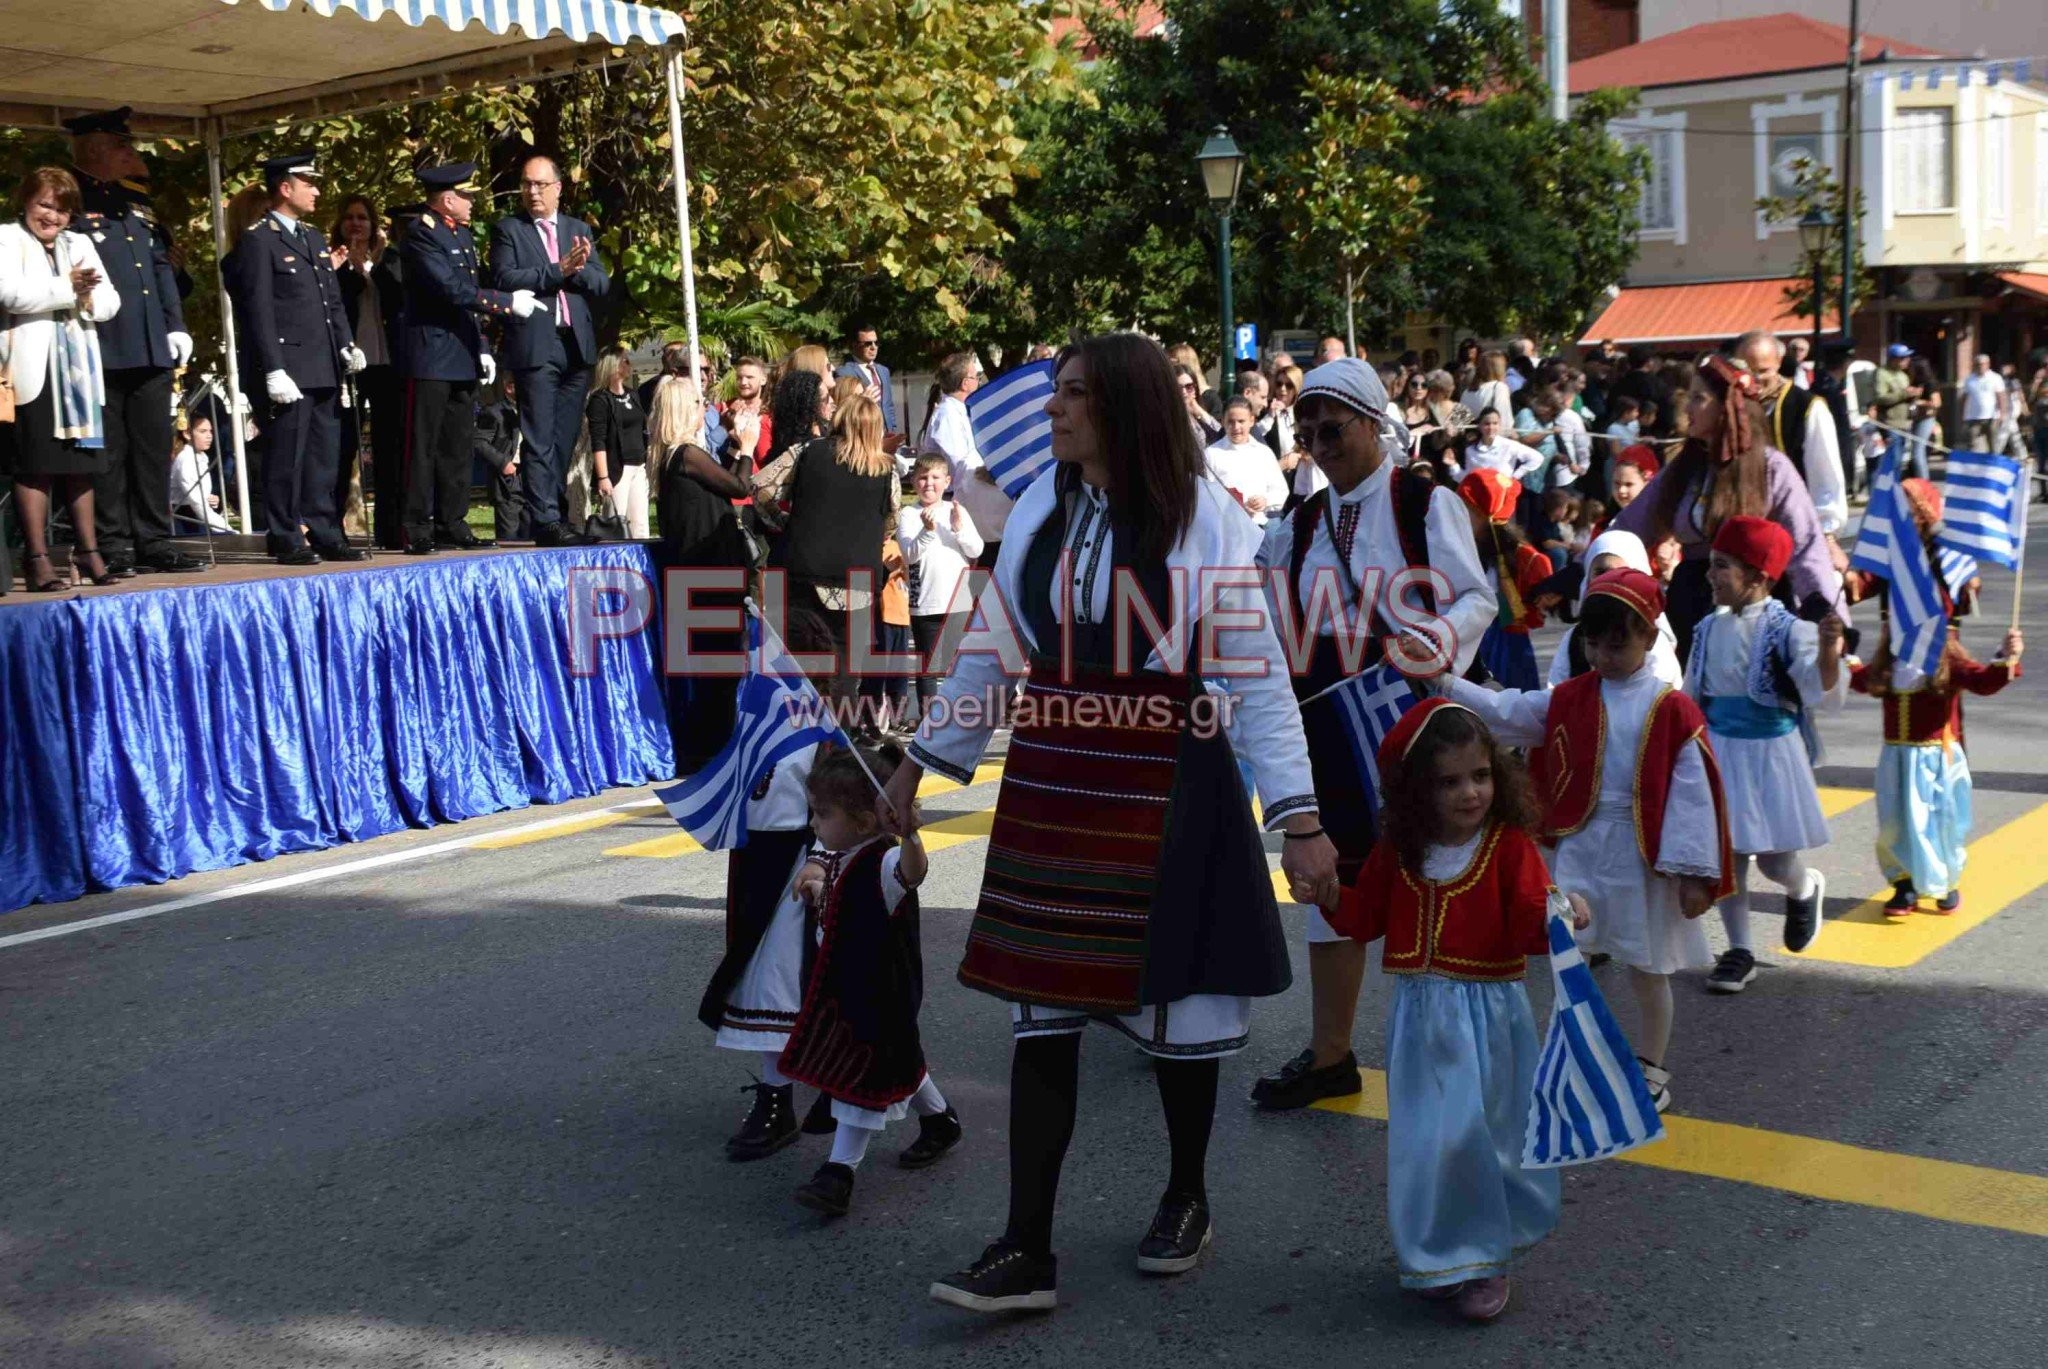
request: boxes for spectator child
[1531,487,1581,572]
[1204,395,1288,526]
[1572,497,1605,556]
[895,452,983,714]
[1603,396,1640,450]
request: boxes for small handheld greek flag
[1524,907,1666,1168]
[969,359,1056,498]
[1850,441,1949,680]
[1320,661,1416,811]
[652,610,845,850]
[1940,450,2025,571]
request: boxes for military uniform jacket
[225,213,353,393]
[71,170,185,371]
[400,211,519,383]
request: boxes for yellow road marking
[471,807,655,850]
[1315,1070,2048,1239]
[920,762,1005,796]
[1817,787,1873,819]
[1802,804,2048,968]
[607,830,704,859]
[921,809,996,853]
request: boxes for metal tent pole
[664,50,701,379]
[206,120,253,537]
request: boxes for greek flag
[1524,909,1667,1168]
[969,359,1057,498]
[1938,547,1979,602]
[1321,662,1416,812]
[652,611,844,850]
[1852,446,1949,680]
[1940,451,2025,570]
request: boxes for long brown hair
[327,193,384,257]
[1053,333,1203,563]
[1376,706,1538,875]
[1648,368,1769,542]
[831,391,892,478]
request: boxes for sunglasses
[1298,414,1366,448]
[1179,379,1197,391]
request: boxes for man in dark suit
[223,151,367,565]
[65,106,202,575]
[834,322,899,438]
[489,153,609,546]
[400,162,538,555]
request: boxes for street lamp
[1798,207,1834,361]
[1196,126,1247,399]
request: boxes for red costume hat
[1376,697,1480,774]
[1614,443,1660,479]
[1711,514,1793,582]
[1584,567,1665,628]
[1457,468,1520,523]
[1899,477,1945,529]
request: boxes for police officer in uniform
[224,151,367,565]
[399,163,538,555]
[63,106,203,575]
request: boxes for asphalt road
[4,515,2046,1368]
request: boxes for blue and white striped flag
[1940,450,2025,570]
[1524,910,1667,1168]
[1938,546,1979,602]
[969,359,1056,498]
[1320,662,1416,811]
[1852,447,1950,680]
[652,611,845,850]
[1849,436,1901,577]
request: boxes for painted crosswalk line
[1315,1069,2048,1239]
[1817,787,1874,819]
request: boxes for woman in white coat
[2,167,121,589]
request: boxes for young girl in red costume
[1321,698,1582,1322]
[1459,467,1553,691]
[1439,568,1736,1113]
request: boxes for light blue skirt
[1387,975,1560,1288]
[1875,742,1972,897]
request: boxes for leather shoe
[534,521,597,547]
[403,539,437,557]
[435,530,494,550]
[135,548,205,573]
[274,546,321,567]
[1250,1049,1361,1111]
[312,542,369,563]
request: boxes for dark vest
[1766,383,1815,483]
[1019,469,1179,675]
[1283,465,1436,697]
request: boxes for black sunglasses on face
[1298,414,1366,448]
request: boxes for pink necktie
[537,218,570,326]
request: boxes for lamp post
[1797,206,1835,362]
[1196,126,1247,399]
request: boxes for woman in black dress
[2,167,122,590]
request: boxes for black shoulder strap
[1389,466,1436,616]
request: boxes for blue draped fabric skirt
[1386,974,1559,1288]
[1477,624,1540,691]
[0,545,675,913]
[1875,742,1972,897]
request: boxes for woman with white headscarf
[1545,528,1684,687]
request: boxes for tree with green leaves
[1756,158,1871,328]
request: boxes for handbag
[749,441,801,532]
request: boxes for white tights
[1717,852,1813,951]
[1628,969,1674,1068]
[828,1075,949,1169]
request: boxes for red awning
[1580,279,1840,346]
[1996,271,2048,302]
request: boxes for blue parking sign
[1234,324,1259,361]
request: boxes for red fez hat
[1711,514,1793,582]
[1899,477,1944,528]
[1375,697,1480,774]
[1584,567,1664,628]
[1614,443,1660,479]
[1457,468,1521,524]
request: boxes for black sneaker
[802,1091,838,1135]
[1250,1049,1361,1110]
[1783,869,1824,953]
[1935,888,1962,914]
[898,1107,962,1169]
[1706,947,1757,994]
[794,1161,855,1217]
[1136,1190,1212,1274]
[930,1241,1058,1314]
[1884,880,1917,917]
[726,1082,799,1162]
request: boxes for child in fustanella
[1322,699,1581,1322]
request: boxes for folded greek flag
[969,359,1056,498]
[1524,907,1667,1168]
[1317,661,1415,811]
[653,610,844,850]
[1940,451,2025,571]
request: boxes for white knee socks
[829,1122,875,1169]
[1629,968,1674,1068]
[1718,853,1815,951]
[759,1053,791,1088]
[909,1074,948,1117]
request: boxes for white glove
[166,331,193,367]
[265,369,304,406]
[342,344,367,375]
[509,289,540,319]
[479,353,498,387]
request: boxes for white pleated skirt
[1552,814,1713,975]
[1711,729,1831,855]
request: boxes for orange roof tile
[1579,278,1841,346]
[1997,271,2048,302]
[1050,2,1166,58]
[1569,15,1945,93]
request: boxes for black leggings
[1001,1034,1220,1258]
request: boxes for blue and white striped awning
[225,0,687,48]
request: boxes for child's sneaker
[1884,880,1917,918]
[898,1107,963,1169]
[1637,1057,1672,1113]
[1935,888,1962,914]
[794,1161,855,1217]
[802,1091,838,1135]
[727,1082,798,1162]
[1457,1275,1511,1322]
[930,1241,1058,1313]
[1706,947,1757,993]
[1783,869,1825,952]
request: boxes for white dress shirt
[897,499,985,618]
[1463,437,1547,484]
[1203,437,1289,526]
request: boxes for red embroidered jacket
[1848,657,2020,746]
[1326,823,1553,981]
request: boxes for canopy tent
[0,0,699,531]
